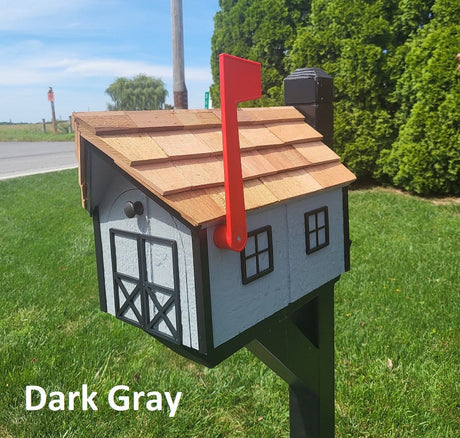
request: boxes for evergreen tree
[211,0,459,194]
[210,0,311,107]
[105,74,168,111]
[378,0,460,195]
[287,0,434,180]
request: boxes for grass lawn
[0,122,74,142]
[0,170,458,437]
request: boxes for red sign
[47,88,55,102]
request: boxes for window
[240,226,274,284]
[305,207,329,254]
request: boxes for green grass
[0,171,458,437]
[335,189,459,437]
[0,122,74,142]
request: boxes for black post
[247,68,336,437]
[284,68,333,148]
[247,281,335,438]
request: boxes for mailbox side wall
[89,151,200,350]
[207,189,345,347]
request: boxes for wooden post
[42,118,46,134]
[171,0,188,109]
[68,115,73,133]
[51,102,57,134]
[48,87,57,134]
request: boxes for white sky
[0,0,219,122]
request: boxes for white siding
[207,189,345,347]
[97,174,199,349]
[207,207,290,347]
[287,189,345,302]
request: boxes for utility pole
[171,0,188,109]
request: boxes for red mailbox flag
[213,54,262,252]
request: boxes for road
[0,142,77,180]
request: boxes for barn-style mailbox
[75,108,354,360]
[73,61,355,371]
[74,55,356,436]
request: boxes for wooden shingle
[242,179,279,211]
[173,110,222,129]
[165,188,226,225]
[267,121,323,144]
[193,128,223,154]
[239,126,285,150]
[241,150,278,179]
[101,134,168,165]
[173,157,224,190]
[152,131,213,159]
[259,146,309,172]
[293,141,340,164]
[309,162,357,189]
[127,111,182,130]
[73,107,356,227]
[261,169,323,201]
[134,161,192,195]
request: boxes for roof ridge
[74,106,307,136]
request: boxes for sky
[0,0,220,123]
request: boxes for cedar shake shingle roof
[73,107,356,227]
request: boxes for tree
[211,0,435,180]
[211,0,459,194]
[377,0,460,195]
[210,0,311,107]
[286,0,435,180]
[105,74,168,111]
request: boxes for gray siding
[207,189,345,347]
[92,158,199,349]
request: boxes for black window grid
[240,225,274,285]
[305,207,329,254]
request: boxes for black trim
[342,187,351,272]
[240,225,274,285]
[83,137,90,213]
[191,228,214,356]
[304,207,329,254]
[110,228,182,344]
[92,208,107,312]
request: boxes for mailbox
[73,56,355,367]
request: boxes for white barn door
[110,229,181,343]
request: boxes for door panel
[110,229,181,344]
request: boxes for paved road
[0,142,77,180]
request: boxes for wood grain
[74,107,356,226]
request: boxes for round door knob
[124,201,144,218]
